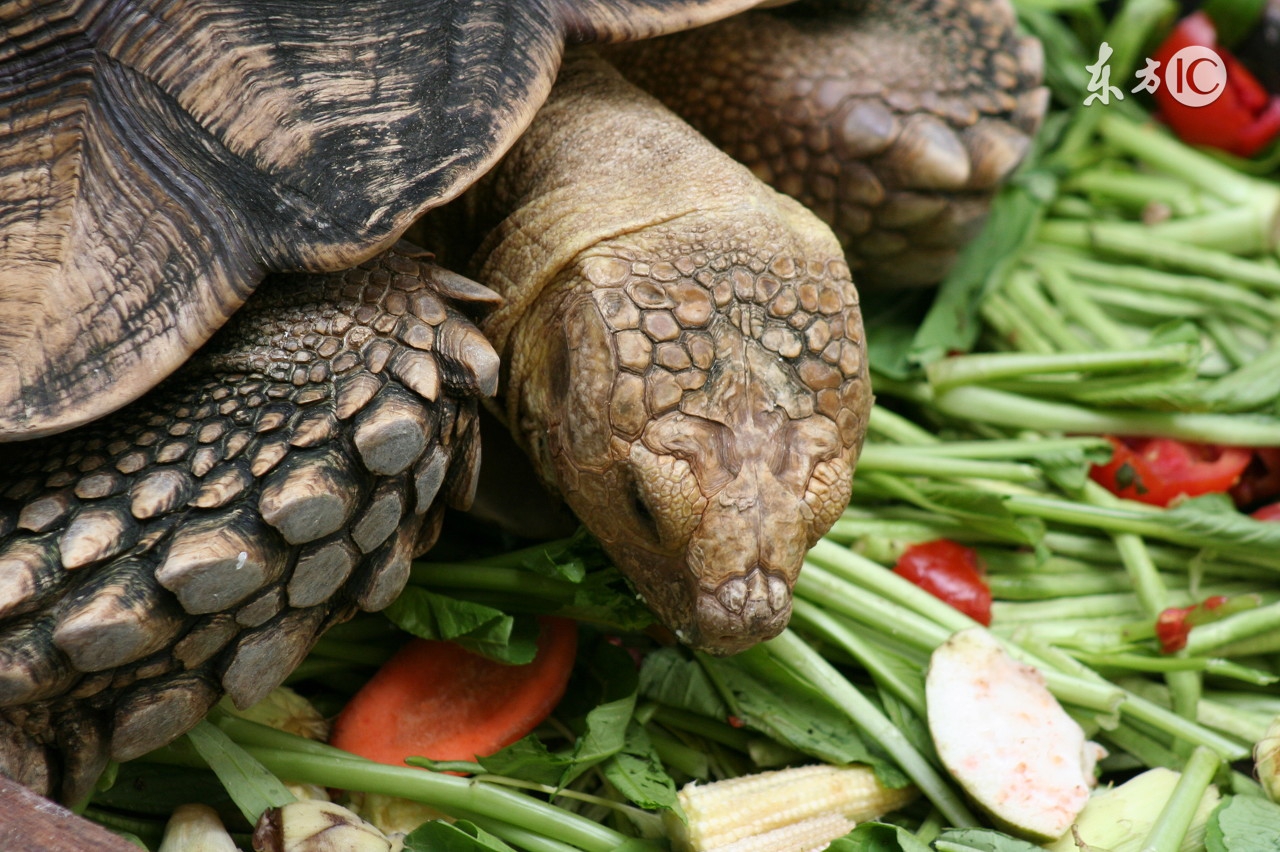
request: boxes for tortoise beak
[691,567,792,655]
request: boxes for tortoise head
[504,220,871,655]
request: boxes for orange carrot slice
[330,616,577,766]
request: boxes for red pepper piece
[1152,12,1280,157]
[1155,604,1196,653]
[1155,595,1249,653]
[1089,436,1251,507]
[893,540,993,625]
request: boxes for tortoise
[0,0,1044,802]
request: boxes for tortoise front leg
[0,245,497,802]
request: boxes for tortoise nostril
[716,576,748,614]
[767,574,789,610]
[714,569,791,617]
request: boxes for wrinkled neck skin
[472,53,871,655]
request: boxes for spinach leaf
[403,819,518,852]
[1206,795,1280,852]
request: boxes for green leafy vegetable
[403,820,519,852]
[1206,795,1280,852]
[181,720,295,825]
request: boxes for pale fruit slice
[925,627,1104,842]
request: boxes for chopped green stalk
[987,571,1135,599]
[446,815,583,852]
[1142,747,1221,852]
[925,345,1195,392]
[644,727,710,781]
[1082,483,1169,615]
[805,540,973,634]
[907,383,1280,446]
[1124,681,1276,744]
[1148,204,1280,256]
[407,563,577,601]
[856,447,1040,482]
[1195,340,1280,411]
[795,563,950,654]
[647,705,754,753]
[1116,693,1249,760]
[305,638,397,668]
[1035,260,1135,349]
[1097,0,1178,83]
[827,514,978,549]
[790,599,927,718]
[1050,194,1098,218]
[1072,281,1210,320]
[1202,316,1253,368]
[1044,532,1276,579]
[804,542,1134,715]
[1096,112,1277,208]
[867,405,943,445]
[1071,651,1276,683]
[1064,169,1203,217]
[155,743,649,852]
[1038,220,1280,291]
[1097,726,1183,772]
[870,436,1112,459]
[1003,268,1092,352]
[1183,600,1280,655]
[1038,249,1280,321]
[980,292,1058,353]
[764,630,980,828]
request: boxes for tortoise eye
[626,472,660,541]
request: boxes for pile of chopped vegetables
[82,1,1280,850]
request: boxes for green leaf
[907,172,1055,371]
[382,588,539,664]
[933,828,1046,852]
[1206,795,1280,852]
[565,567,656,632]
[1164,494,1280,550]
[383,586,507,641]
[183,719,294,825]
[91,763,240,822]
[403,819,518,852]
[861,474,1046,546]
[863,289,935,380]
[478,640,640,787]
[828,822,932,852]
[1039,445,1110,495]
[600,722,679,811]
[699,645,906,785]
[638,648,729,719]
[473,736,566,787]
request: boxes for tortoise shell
[0,0,756,440]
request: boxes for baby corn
[667,763,918,852]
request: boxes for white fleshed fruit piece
[925,627,1105,842]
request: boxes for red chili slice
[1089,436,1251,507]
[1151,12,1280,157]
[893,540,993,626]
[1155,595,1232,653]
